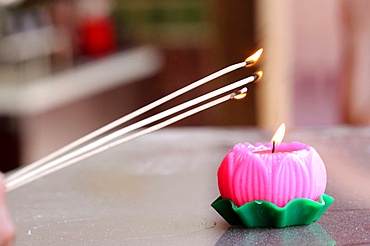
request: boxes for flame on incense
[254,71,263,83]
[233,93,247,100]
[245,48,263,67]
[271,123,286,145]
[232,87,248,100]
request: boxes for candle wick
[272,141,276,153]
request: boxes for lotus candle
[218,124,327,207]
[212,124,334,227]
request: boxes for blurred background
[0,0,369,171]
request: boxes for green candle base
[211,194,334,228]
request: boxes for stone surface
[7,126,370,245]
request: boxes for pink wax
[217,141,327,207]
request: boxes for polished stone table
[7,126,370,245]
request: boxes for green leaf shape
[211,194,334,228]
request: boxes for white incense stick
[6,60,254,184]
[6,89,247,192]
[6,72,261,191]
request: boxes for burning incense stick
[6,48,263,185]
[6,72,262,191]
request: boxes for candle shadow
[215,223,336,246]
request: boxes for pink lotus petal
[217,142,327,207]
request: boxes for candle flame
[271,123,286,145]
[244,48,263,67]
[230,87,248,100]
